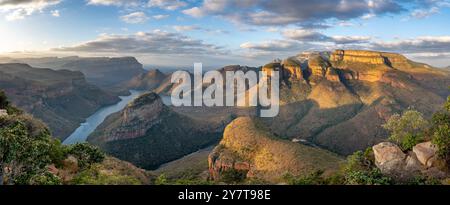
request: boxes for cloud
[148,0,187,10]
[153,14,169,20]
[52,30,227,56]
[120,12,149,24]
[0,0,61,21]
[183,0,405,26]
[86,0,141,7]
[282,28,371,44]
[50,9,59,17]
[371,36,450,53]
[173,25,199,32]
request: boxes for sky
[0,0,450,68]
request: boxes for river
[62,90,147,145]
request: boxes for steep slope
[2,56,146,92]
[0,63,119,140]
[124,69,167,91]
[209,117,343,183]
[88,92,222,169]
[260,50,450,156]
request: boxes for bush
[67,143,105,169]
[220,169,247,184]
[29,172,62,185]
[383,110,428,151]
[344,169,392,185]
[430,96,450,164]
[283,170,327,185]
[71,166,141,185]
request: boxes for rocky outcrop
[208,117,343,183]
[89,92,222,169]
[330,50,387,65]
[413,142,439,168]
[373,142,447,181]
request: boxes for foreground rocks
[373,141,447,182]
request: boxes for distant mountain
[124,69,167,91]
[0,63,119,140]
[1,56,146,93]
[88,92,223,169]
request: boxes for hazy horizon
[0,0,450,67]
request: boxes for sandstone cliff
[89,92,222,169]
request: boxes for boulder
[373,142,406,166]
[413,142,438,167]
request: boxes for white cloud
[51,9,59,17]
[148,0,187,10]
[52,30,226,56]
[0,0,61,21]
[153,14,169,20]
[86,0,141,7]
[120,12,149,24]
[173,25,199,32]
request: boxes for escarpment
[89,92,223,169]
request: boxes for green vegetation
[382,109,429,151]
[0,113,136,185]
[0,90,22,115]
[430,96,450,164]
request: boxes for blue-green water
[62,90,147,145]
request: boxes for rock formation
[208,117,343,183]
[373,142,448,182]
[89,92,223,169]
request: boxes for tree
[383,110,429,151]
[67,143,105,170]
[0,120,53,184]
[431,96,450,164]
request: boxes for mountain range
[1,49,449,183]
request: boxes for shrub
[155,174,168,185]
[220,169,247,184]
[344,169,392,185]
[283,170,327,185]
[383,110,428,151]
[67,143,105,169]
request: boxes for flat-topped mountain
[0,63,119,139]
[0,56,146,93]
[88,92,223,169]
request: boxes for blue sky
[0,0,450,68]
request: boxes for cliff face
[125,69,167,91]
[208,117,343,183]
[89,92,222,169]
[0,63,119,140]
[260,50,450,156]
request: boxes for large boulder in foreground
[413,142,438,168]
[373,141,447,181]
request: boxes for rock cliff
[89,92,222,169]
